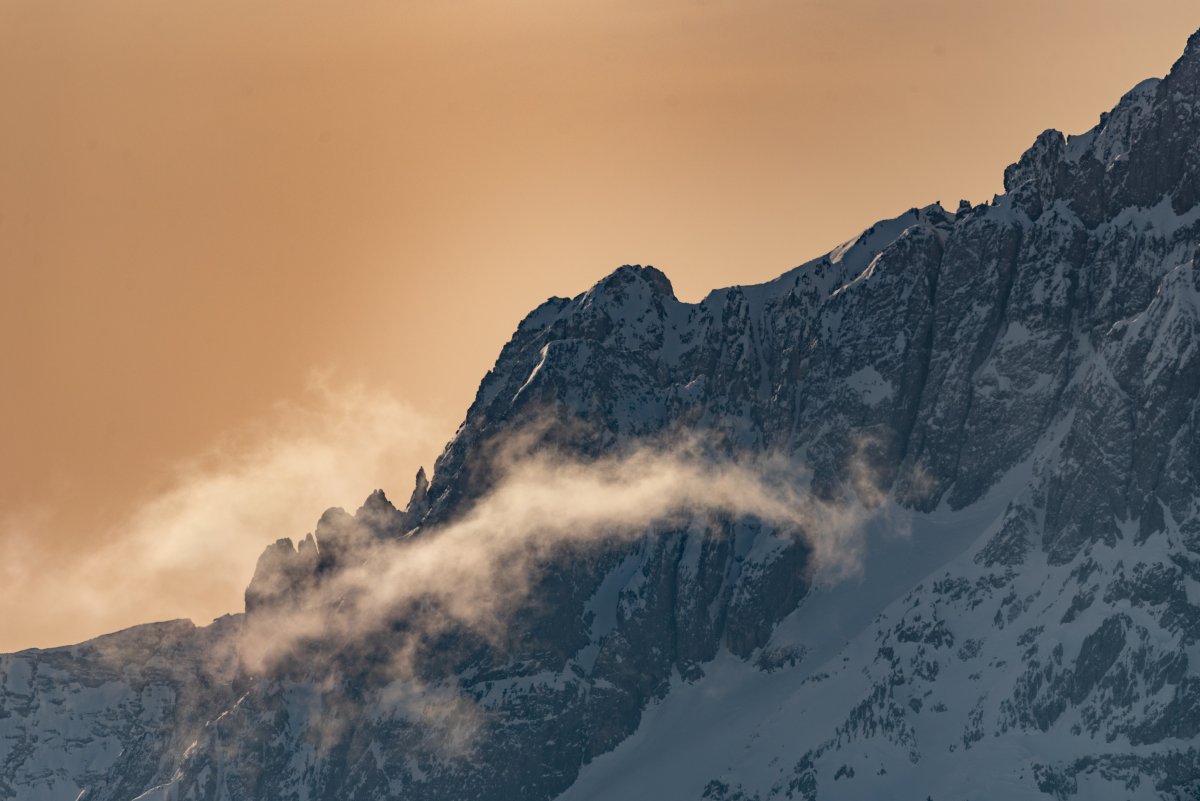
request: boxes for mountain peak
[1002,128,1065,196]
[1175,27,1200,72]
[406,466,430,520]
[357,488,395,517]
[591,264,675,299]
[999,29,1200,223]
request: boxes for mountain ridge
[5,29,1200,801]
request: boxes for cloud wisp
[0,380,438,652]
[224,431,912,759]
[3,386,910,765]
[238,434,909,675]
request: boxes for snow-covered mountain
[8,29,1200,801]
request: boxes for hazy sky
[3,0,1198,651]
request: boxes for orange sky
[2,0,1198,652]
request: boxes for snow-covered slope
[7,28,1200,801]
[0,617,240,801]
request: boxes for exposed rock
[8,27,1200,801]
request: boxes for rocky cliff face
[6,30,1200,801]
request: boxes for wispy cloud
[0,379,438,652]
[3,380,912,772]
[213,428,910,761]
[239,431,908,673]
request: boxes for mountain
[7,29,1200,801]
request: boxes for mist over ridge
[7,23,1200,801]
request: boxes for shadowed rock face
[7,30,1200,801]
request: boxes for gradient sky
[3,0,1199,651]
